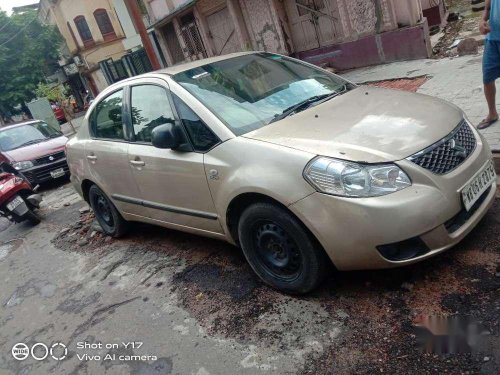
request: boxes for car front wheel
[88,185,129,238]
[238,202,329,294]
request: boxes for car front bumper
[290,131,496,271]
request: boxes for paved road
[0,182,498,374]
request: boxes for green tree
[0,9,63,124]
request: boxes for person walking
[479,0,500,129]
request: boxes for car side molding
[111,194,218,220]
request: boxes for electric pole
[125,0,161,71]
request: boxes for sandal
[477,117,498,129]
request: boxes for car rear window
[92,90,124,140]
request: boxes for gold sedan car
[67,52,496,294]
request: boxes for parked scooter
[0,162,42,225]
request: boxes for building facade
[38,0,152,101]
[145,0,433,71]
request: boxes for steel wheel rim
[253,220,302,281]
[94,193,114,228]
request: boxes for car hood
[243,87,464,163]
[3,135,68,162]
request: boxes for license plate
[461,160,496,211]
[6,196,24,211]
[50,168,65,179]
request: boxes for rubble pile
[52,209,113,252]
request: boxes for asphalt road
[0,181,498,374]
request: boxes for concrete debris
[77,238,88,247]
[79,206,90,213]
[457,38,479,56]
[335,309,349,319]
[91,220,103,233]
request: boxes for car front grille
[34,151,65,166]
[22,159,69,184]
[408,120,476,175]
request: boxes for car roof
[156,51,258,76]
[0,120,42,131]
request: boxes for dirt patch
[366,76,429,92]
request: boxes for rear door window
[130,85,175,143]
[92,90,124,140]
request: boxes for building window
[94,9,116,41]
[74,16,94,48]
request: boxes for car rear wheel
[238,202,329,294]
[88,185,129,238]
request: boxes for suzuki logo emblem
[449,139,467,159]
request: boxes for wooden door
[206,7,240,55]
[284,0,339,52]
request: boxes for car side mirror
[151,123,180,149]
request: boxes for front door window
[130,85,176,143]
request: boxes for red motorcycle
[0,162,42,224]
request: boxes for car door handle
[87,155,97,161]
[130,160,145,166]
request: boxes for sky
[0,0,38,15]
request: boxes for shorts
[483,39,500,84]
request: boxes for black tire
[88,185,129,238]
[25,209,41,225]
[238,202,329,294]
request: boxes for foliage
[0,9,63,117]
[35,82,67,103]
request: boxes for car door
[126,79,223,234]
[85,88,143,216]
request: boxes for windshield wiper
[268,94,332,124]
[268,84,350,125]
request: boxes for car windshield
[173,53,353,136]
[0,122,62,151]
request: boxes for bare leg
[484,81,498,120]
[479,81,499,129]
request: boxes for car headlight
[11,161,34,170]
[304,157,411,197]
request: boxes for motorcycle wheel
[25,209,41,225]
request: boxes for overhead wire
[0,15,37,48]
[0,18,14,33]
